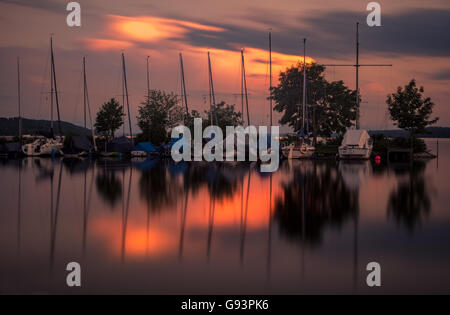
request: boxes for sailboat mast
[50,38,54,135]
[207,52,218,125]
[241,50,244,121]
[179,53,189,116]
[50,36,62,136]
[17,58,22,142]
[269,32,272,127]
[302,38,307,134]
[83,57,97,151]
[355,22,360,130]
[146,56,150,98]
[121,52,133,139]
[83,59,86,129]
[241,49,250,126]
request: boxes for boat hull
[338,146,372,160]
[281,143,315,159]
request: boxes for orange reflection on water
[90,171,280,260]
[92,216,178,259]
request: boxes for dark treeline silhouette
[274,161,359,247]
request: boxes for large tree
[94,98,124,140]
[137,90,184,145]
[203,101,243,131]
[272,63,357,144]
[387,79,438,138]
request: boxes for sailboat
[131,56,159,158]
[281,38,315,159]
[338,23,374,160]
[62,57,97,157]
[101,52,134,157]
[22,36,63,156]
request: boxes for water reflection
[387,161,431,234]
[274,161,359,246]
[96,164,123,208]
[0,146,448,293]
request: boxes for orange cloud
[109,15,224,42]
[82,38,134,51]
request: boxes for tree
[94,98,124,140]
[137,90,184,145]
[387,79,439,138]
[272,63,357,144]
[203,101,243,131]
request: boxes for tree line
[94,62,438,145]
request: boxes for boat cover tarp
[72,136,93,151]
[106,136,134,153]
[133,142,157,153]
[164,136,189,152]
[341,130,370,147]
[0,142,21,153]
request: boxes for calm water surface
[0,139,449,294]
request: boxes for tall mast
[241,49,244,121]
[121,52,133,139]
[83,58,86,129]
[17,58,22,142]
[207,51,218,125]
[269,32,272,127]
[355,22,360,130]
[322,22,392,130]
[302,38,307,134]
[50,36,62,136]
[241,49,250,126]
[50,38,54,135]
[83,57,97,151]
[146,56,150,98]
[179,52,189,117]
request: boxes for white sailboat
[281,38,315,159]
[338,23,379,160]
[338,129,373,160]
[22,36,63,156]
[23,137,63,156]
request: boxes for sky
[0,0,449,133]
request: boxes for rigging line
[84,57,97,151]
[241,49,250,126]
[50,36,62,135]
[36,45,51,133]
[72,67,83,124]
[121,53,133,138]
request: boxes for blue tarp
[161,136,189,153]
[133,142,157,153]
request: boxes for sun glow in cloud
[82,38,134,51]
[110,15,225,42]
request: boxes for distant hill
[369,127,450,138]
[0,117,91,136]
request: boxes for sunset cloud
[82,38,135,51]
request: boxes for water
[0,139,449,294]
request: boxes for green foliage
[137,90,184,146]
[94,98,124,140]
[272,63,357,141]
[387,79,439,136]
[326,135,344,146]
[372,133,427,154]
[203,101,244,131]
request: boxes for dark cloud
[161,8,450,59]
[429,69,450,80]
[0,0,64,13]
